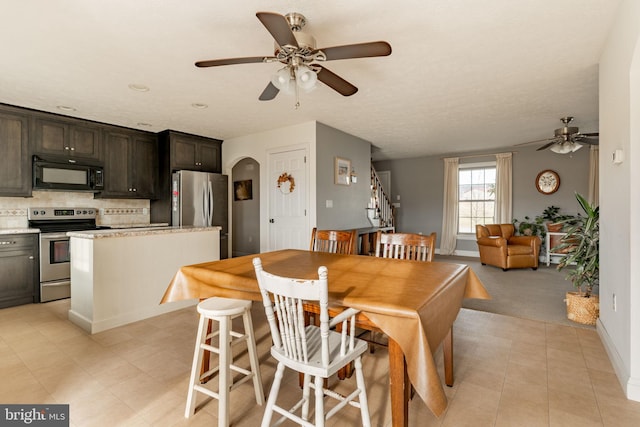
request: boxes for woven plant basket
[565,291,599,325]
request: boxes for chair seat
[271,325,369,378]
[507,245,534,256]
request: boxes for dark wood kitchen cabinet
[0,105,31,197]
[150,130,222,224]
[0,233,39,308]
[32,115,103,162]
[99,129,157,199]
[165,130,222,173]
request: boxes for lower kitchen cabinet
[0,233,39,308]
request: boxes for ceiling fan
[516,117,599,154]
[195,12,392,107]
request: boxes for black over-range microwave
[33,156,104,192]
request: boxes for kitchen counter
[99,222,169,229]
[0,228,40,235]
[68,226,220,333]
[68,225,220,239]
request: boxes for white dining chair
[252,257,371,427]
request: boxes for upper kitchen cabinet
[32,115,103,162]
[0,105,31,197]
[150,130,222,224]
[99,128,158,199]
[163,130,222,173]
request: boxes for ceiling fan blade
[514,137,557,147]
[317,41,392,61]
[537,140,561,151]
[259,82,279,101]
[581,132,599,137]
[195,56,273,68]
[256,12,298,48]
[316,66,358,96]
[577,137,599,146]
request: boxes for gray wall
[231,157,260,257]
[374,144,590,253]
[315,123,372,230]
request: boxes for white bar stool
[185,297,264,427]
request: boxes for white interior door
[268,147,308,250]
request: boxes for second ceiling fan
[195,11,392,106]
[516,117,599,154]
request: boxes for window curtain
[441,157,459,255]
[494,152,513,223]
[588,145,599,206]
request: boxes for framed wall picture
[335,157,351,186]
[233,179,253,201]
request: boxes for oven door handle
[40,233,70,240]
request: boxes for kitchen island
[68,226,220,333]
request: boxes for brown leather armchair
[476,224,541,271]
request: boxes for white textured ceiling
[0,0,620,160]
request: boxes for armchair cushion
[476,224,540,270]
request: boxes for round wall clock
[535,170,560,194]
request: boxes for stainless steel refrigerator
[172,170,228,259]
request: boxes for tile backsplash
[0,191,150,228]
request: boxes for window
[458,163,496,233]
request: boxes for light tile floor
[1,299,639,426]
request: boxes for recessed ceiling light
[128,83,150,92]
[191,103,208,109]
[56,105,76,112]
[137,122,153,127]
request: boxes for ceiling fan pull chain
[294,71,300,109]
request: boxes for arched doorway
[231,157,260,257]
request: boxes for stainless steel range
[28,207,100,302]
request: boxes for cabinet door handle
[28,256,34,260]
[0,240,17,245]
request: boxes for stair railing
[369,167,394,228]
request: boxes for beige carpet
[436,255,595,328]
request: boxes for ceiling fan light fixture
[295,64,317,91]
[271,67,294,93]
[550,142,583,154]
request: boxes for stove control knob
[32,211,38,215]
[88,210,94,215]
[40,210,45,215]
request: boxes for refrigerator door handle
[207,180,214,226]
[202,182,208,225]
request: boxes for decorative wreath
[277,172,295,194]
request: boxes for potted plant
[538,206,563,232]
[537,205,580,232]
[512,216,545,238]
[555,193,599,325]
[536,206,580,256]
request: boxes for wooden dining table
[161,249,490,426]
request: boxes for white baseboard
[597,319,640,402]
[435,248,480,258]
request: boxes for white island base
[68,226,220,334]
